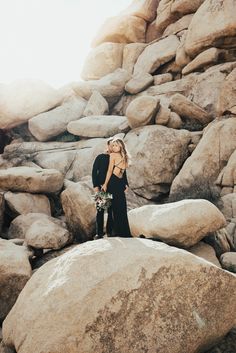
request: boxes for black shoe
[94,234,103,240]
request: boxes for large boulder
[61,181,96,242]
[125,125,191,199]
[2,238,236,353]
[70,69,131,107]
[163,13,193,37]
[81,43,124,80]
[154,0,180,39]
[175,30,191,68]
[34,150,77,178]
[0,239,31,322]
[225,220,236,250]
[25,219,71,250]
[0,167,64,194]
[8,213,67,240]
[129,199,226,247]
[169,93,213,125]
[182,48,228,75]
[154,0,205,38]
[166,112,182,129]
[154,73,173,85]
[171,0,205,14]
[146,20,160,42]
[217,149,236,193]
[189,62,236,117]
[92,15,146,47]
[4,191,51,216]
[119,0,160,22]
[170,118,236,201]
[133,35,180,75]
[67,115,129,138]
[217,68,236,115]
[155,104,171,125]
[0,79,62,129]
[188,241,221,268]
[122,43,146,75]
[126,96,159,128]
[125,73,154,94]
[218,193,236,221]
[220,252,236,273]
[185,0,236,57]
[28,97,86,142]
[83,91,109,117]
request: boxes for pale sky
[0,0,133,88]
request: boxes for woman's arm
[102,154,115,192]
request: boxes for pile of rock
[0,0,236,352]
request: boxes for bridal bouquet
[92,191,113,211]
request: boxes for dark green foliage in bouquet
[92,191,113,211]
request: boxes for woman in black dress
[102,138,131,237]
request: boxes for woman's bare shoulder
[110,153,117,159]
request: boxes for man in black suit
[92,138,113,239]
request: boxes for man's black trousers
[96,206,113,236]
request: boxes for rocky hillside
[0,0,236,352]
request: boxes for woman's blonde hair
[112,138,131,166]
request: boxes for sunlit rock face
[83,91,109,116]
[128,199,226,247]
[67,115,129,138]
[188,241,221,268]
[126,95,159,128]
[0,239,31,322]
[28,97,86,142]
[119,0,160,22]
[169,118,236,201]
[122,43,146,74]
[4,191,51,216]
[185,0,236,58]
[125,73,154,94]
[1,1,236,352]
[133,35,180,76]
[61,180,96,242]
[8,213,67,240]
[0,167,64,193]
[24,218,71,250]
[124,125,191,200]
[70,68,131,107]
[81,43,125,80]
[0,79,63,129]
[217,68,236,116]
[91,15,147,48]
[2,238,236,353]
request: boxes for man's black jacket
[92,153,129,188]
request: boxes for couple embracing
[92,138,131,239]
